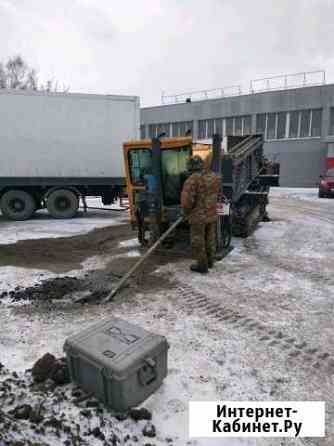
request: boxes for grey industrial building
[140,82,334,187]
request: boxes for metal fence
[161,70,326,105]
[249,70,325,94]
[161,85,242,105]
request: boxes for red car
[319,168,334,198]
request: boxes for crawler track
[172,281,334,377]
[133,197,334,380]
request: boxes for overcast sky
[0,0,333,106]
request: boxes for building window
[171,121,193,137]
[287,109,321,138]
[267,113,277,139]
[225,117,234,135]
[214,118,223,136]
[277,112,287,139]
[172,122,184,137]
[253,109,321,140]
[289,111,299,138]
[256,114,266,134]
[207,119,214,138]
[198,120,206,139]
[160,123,171,137]
[311,109,322,137]
[198,118,224,138]
[184,121,193,136]
[148,124,157,138]
[148,123,170,138]
[197,119,214,139]
[235,116,243,135]
[300,110,311,138]
[224,115,252,136]
[243,115,252,134]
[140,125,146,139]
[329,108,334,135]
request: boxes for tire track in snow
[173,281,334,377]
[270,198,334,225]
[243,237,334,286]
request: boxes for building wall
[141,84,334,187]
[264,140,326,187]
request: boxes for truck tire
[47,189,79,219]
[0,190,36,221]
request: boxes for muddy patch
[0,224,133,273]
[0,220,191,305]
[1,274,112,304]
[0,361,157,445]
[1,252,185,306]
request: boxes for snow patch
[0,197,128,245]
[119,238,140,248]
[126,250,141,257]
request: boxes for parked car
[318,168,334,198]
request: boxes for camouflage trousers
[190,222,216,267]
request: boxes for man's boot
[190,263,208,274]
[208,259,214,269]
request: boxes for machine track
[137,197,334,381]
[173,281,334,377]
[141,245,334,380]
[232,204,263,237]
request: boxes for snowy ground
[0,189,334,445]
[0,197,128,244]
[0,197,129,291]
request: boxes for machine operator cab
[123,136,218,246]
[123,137,192,226]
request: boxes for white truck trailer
[0,89,140,220]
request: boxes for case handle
[138,357,157,386]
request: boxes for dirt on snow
[0,224,133,273]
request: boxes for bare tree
[0,63,6,89]
[0,55,68,92]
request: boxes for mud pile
[0,273,114,304]
[0,224,133,273]
[0,254,180,304]
[0,277,82,302]
[0,356,158,446]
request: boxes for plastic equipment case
[64,317,169,411]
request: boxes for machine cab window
[161,146,191,205]
[128,149,152,185]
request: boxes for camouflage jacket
[181,171,221,224]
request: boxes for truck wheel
[0,190,36,221]
[47,189,79,219]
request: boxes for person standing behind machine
[181,155,220,274]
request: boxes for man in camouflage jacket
[181,155,221,273]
